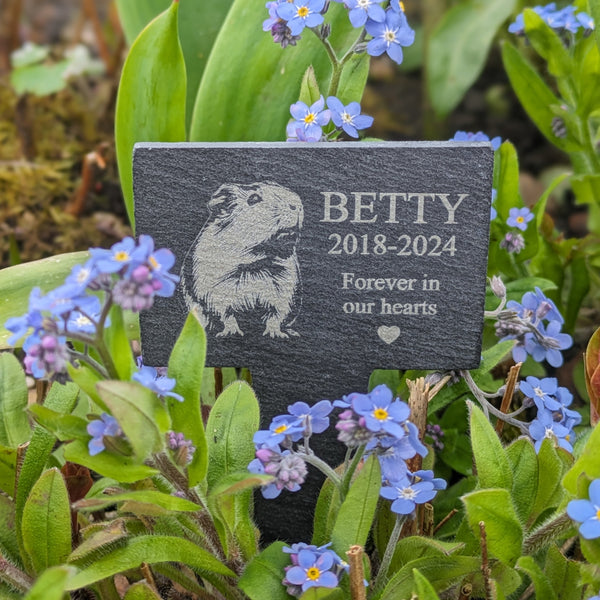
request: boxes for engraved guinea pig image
[180,181,304,338]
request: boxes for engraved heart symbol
[378,325,400,345]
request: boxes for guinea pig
[180,181,304,338]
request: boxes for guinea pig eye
[247,193,263,206]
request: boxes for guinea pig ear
[208,184,239,219]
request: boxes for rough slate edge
[133,141,493,542]
[133,141,493,369]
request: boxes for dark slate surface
[133,142,493,541]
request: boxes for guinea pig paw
[216,320,244,337]
[263,326,288,339]
[286,329,300,337]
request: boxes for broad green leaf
[0,493,19,564]
[380,555,480,599]
[463,488,523,566]
[545,544,583,600]
[15,382,78,555]
[506,438,538,524]
[312,472,341,546]
[28,405,88,442]
[516,556,557,600]
[115,1,186,227]
[67,363,105,410]
[530,440,571,524]
[167,311,208,486]
[238,542,290,600]
[22,468,71,574]
[206,381,259,560]
[0,353,30,447]
[190,2,366,142]
[63,439,157,483]
[68,520,128,563]
[65,536,234,591]
[208,471,273,499]
[123,581,162,600]
[501,41,579,152]
[412,569,441,600]
[74,490,200,512]
[0,252,88,349]
[207,381,259,488]
[299,65,322,107]
[590,0,600,53]
[104,304,135,380]
[331,455,381,555]
[563,420,600,494]
[300,589,344,600]
[523,10,572,76]
[97,381,167,461]
[23,565,75,600]
[391,536,465,573]
[116,0,234,130]
[427,0,516,117]
[494,141,520,223]
[10,61,70,96]
[468,402,512,490]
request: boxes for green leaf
[23,565,75,600]
[468,402,513,490]
[523,9,572,76]
[68,519,128,563]
[190,2,366,142]
[207,381,259,489]
[299,65,322,107]
[427,0,516,117]
[300,589,344,600]
[390,536,465,573]
[0,353,30,447]
[0,252,88,349]
[22,468,71,574]
[563,420,600,494]
[67,363,106,410]
[331,455,381,555]
[63,439,158,483]
[0,493,19,563]
[506,438,539,524]
[65,536,234,591]
[590,0,600,54]
[545,544,583,600]
[116,0,233,130]
[104,304,135,380]
[97,381,167,461]
[10,61,70,96]
[501,41,579,152]
[462,488,523,566]
[206,381,259,560]
[115,1,186,227]
[28,405,88,442]
[312,473,341,546]
[380,555,481,599]
[74,490,201,513]
[209,471,273,499]
[516,556,557,600]
[494,141,520,223]
[531,440,571,524]
[412,569,441,600]
[238,542,290,600]
[123,581,162,600]
[167,311,208,486]
[15,382,79,556]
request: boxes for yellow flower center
[114,251,129,262]
[306,567,320,581]
[399,1,405,11]
[596,508,600,520]
[517,216,525,223]
[384,29,397,43]
[297,6,309,17]
[304,112,316,124]
[149,255,159,270]
[373,408,388,421]
[274,424,288,434]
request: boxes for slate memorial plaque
[134,142,493,540]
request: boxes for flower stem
[340,445,365,501]
[299,452,342,489]
[374,514,406,590]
